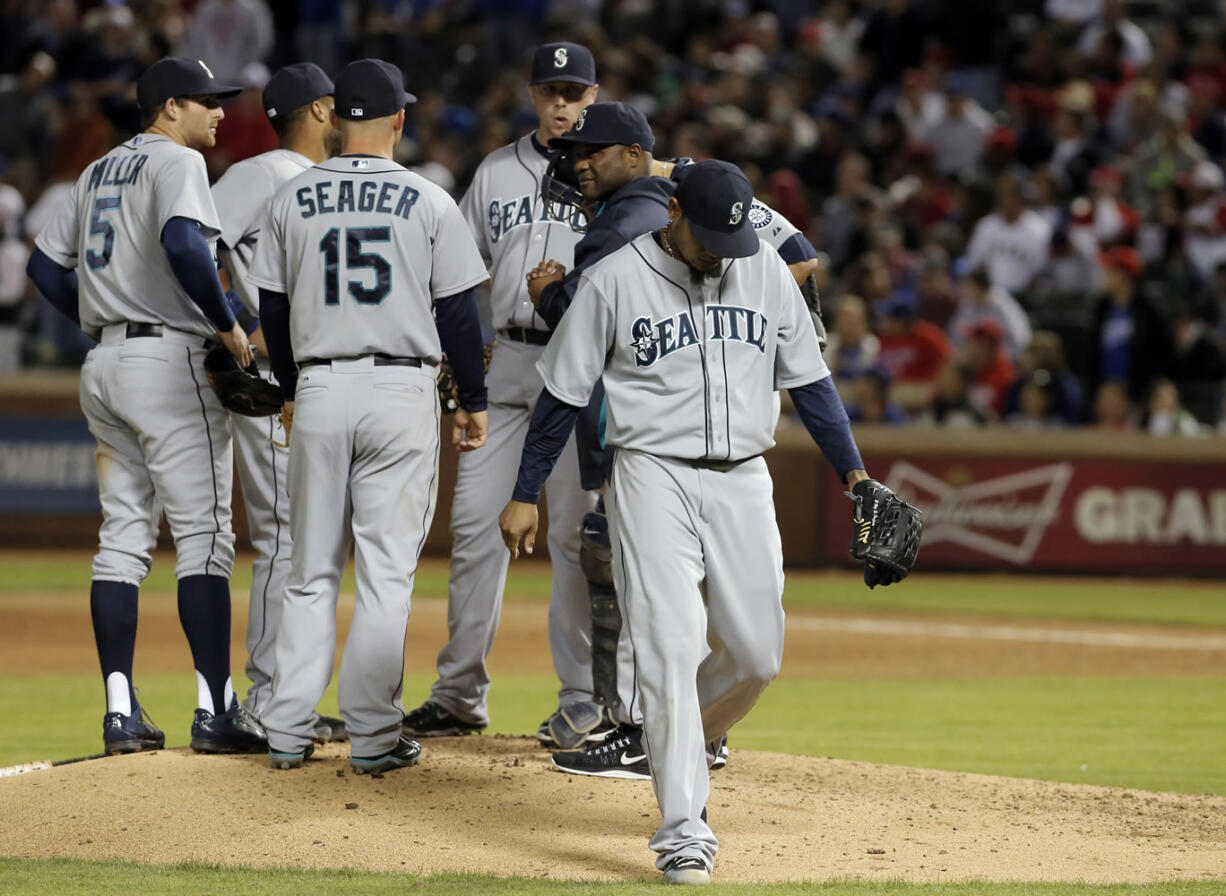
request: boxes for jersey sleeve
[772,255,829,390]
[210,161,268,250]
[749,199,801,253]
[457,174,492,266]
[32,184,81,269]
[429,199,489,299]
[536,274,613,407]
[247,201,287,293]
[154,150,221,237]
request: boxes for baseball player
[210,62,346,743]
[401,42,606,750]
[523,104,824,772]
[249,59,490,773]
[501,160,874,884]
[26,57,268,754]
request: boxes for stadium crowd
[2,0,1225,434]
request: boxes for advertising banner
[824,456,1226,575]
[0,417,99,514]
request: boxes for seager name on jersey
[295,179,420,220]
[631,304,768,368]
[86,154,149,191]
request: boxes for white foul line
[788,616,1226,652]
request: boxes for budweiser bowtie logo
[882,461,1074,564]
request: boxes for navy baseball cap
[674,160,758,258]
[530,42,596,86]
[263,63,334,120]
[548,102,654,151]
[335,59,417,121]
[136,57,243,111]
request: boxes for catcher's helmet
[542,148,597,233]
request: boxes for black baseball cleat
[351,733,422,775]
[191,702,268,754]
[402,701,485,737]
[103,704,165,756]
[550,724,650,779]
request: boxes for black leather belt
[498,327,550,346]
[300,354,424,369]
[123,321,214,348]
[686,455,758,472]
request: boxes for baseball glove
[203,346,284,417]
[847,478,923,588]
[437,341,495,415]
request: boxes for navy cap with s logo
[530,42,596,86]
[335,59,417,121]
[547,101,654,152]
[263,62,334,120]
[136,57,243,111]
[674,160,759,259]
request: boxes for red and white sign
[824,457,1226,575]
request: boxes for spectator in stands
[1047,93,1101,197]
[923,74,994,178]
[812,1,866,77]
[959,319,1016,420]
[962,172,1052,295]
[1130,104,1206,213]
[1091,379,1136,430]
[1143,378,1203,437]
[824,294,881,400]
[1005,370,1067,430]
[1076,0,1151,68]
[1182,160,1226,282]
[915,250,958,328]
[844,365,907,425]
[820,151,884,272]
[180,0,274,82]
[875,287,952,412]
[1170,302,1226,426]
[0,183,28,371]
[915,361,987,429]
[1004,330,1084,425]
[948,265,1031,362]
[1088,246,1176,404]
[1067,165,1138,255]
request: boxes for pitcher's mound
[1,736,1223,884]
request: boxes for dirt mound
[1,736,1222,884]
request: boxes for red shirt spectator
[875,291,953,384]
[961,319,1016,418]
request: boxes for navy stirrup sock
[90,580,139,713]
[177,574,233,714]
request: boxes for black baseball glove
[437,341,495,415]
[847,478,923,588]
[203,347,284,417]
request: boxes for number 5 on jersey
[87,196,121,269]
[320,226,391,305]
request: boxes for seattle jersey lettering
[86,154,150,190]
[295,179,420,220]
[488,193,585,242]
[631,304,769,367]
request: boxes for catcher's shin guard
[581,497,621,709]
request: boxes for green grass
[3,673,1223,797]
[6,551,1225,629]
[0,860,1221,896]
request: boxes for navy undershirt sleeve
[777,232,817,265]
[789,376,864,481]
[435,286,488,412]
[26,248,81,324]
[258,288,297,399]
[160,217,236,332]
[512,388,584,503]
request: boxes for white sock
[106,672,132,716]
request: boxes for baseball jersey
[249,155,487,362]
[539,233,828,461]
[211,148,314,313]
[458,133,582,330]
[34,134,223,339]
[962,209,1052,294]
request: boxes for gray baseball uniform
[249,155,487,758]
[537,231,827,872]
[34,132,237,706]
[211,148,312,718]
[429,133,594,725]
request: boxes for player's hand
[219,322,254,369]
[500,500,539,559]
[273,400,294,448]
[453,408,488,451]
[526,260,565,308]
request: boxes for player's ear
[667,196,681,223]
[393,109,406,139]
[589,83,599,102]
[162,97,179,122]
